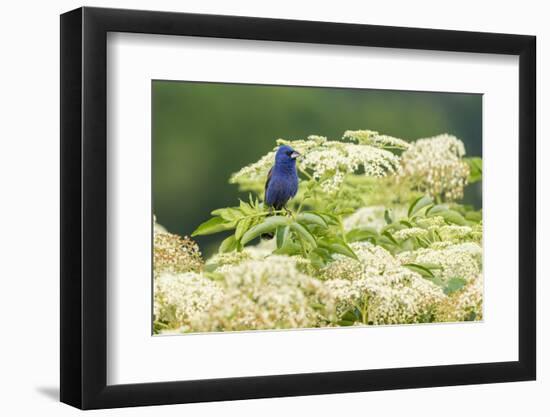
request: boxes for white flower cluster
[299,136,400,193]
[191,256,335,332]
[343,206,387,231]
[206,245,273,270]
[230,133,400,194]
[229,149,276,189]
[437,224,482,244]
[343,205,408,232]
[153,221,203,276]
[154,231,483,331]
[342,129,410,150]
[320,239,484,325]
[414,215,447,229]
[399,134,470,201]
[325,254,445,324]
[322,242,445,324]
[393,227,430,241]
[436,273,483,321]
[154,272,224,328]
[398,242,482,284]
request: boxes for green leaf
[210,207,242,222]
[408,195,434,217]
[418,262,443,270]
[316,212,340,225]
[384,209,393,225]
[318,236,358,260]
[310,302,326,311]
[426,204,448,216]
[426,276,445,287]
[426,205,467,226]
[381,222,406,234]
[296,212,328,228]
[382,231,399,246]
[331,243,359,260]
[440,210,467,226]
[403,263,446,286]
[219,235,237,253]
[400,220,414,228]
[346,227,379,243]
[308,252,326,269]
[273,239,302,255]
[275,226,289,249]
[465,157,482,183]
[403,263,435,278]
[290,222,317,248]
[465,210,482,222]
[313,247,333,262]
[322,238,358,261]
[235,217,251,241]
[239,199,256,215]
[192,217,234,236]
[340,310,359,322]
[414,236,430,248]
[241,216,290,245]
[444,277,468,295]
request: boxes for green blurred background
[153,81,482,256]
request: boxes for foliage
[154,129,483,333]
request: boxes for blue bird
[264,145,301,211]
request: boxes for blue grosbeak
[261,145,300,239]
[264,145,301,210]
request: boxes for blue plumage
[264,145,300,210]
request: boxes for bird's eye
[286,151,292,156]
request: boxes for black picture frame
[60,6,536,410]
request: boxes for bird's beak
[290,151,301,159]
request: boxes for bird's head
[275,145,301,166]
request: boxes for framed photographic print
[60,6,536,409]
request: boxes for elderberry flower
[154,272,224,328]
[397,242,482,284]
[393,227,430,241]
[399,134,470,201]
[231,132,400,195]
[153,221,203,276]
[326,267,445,325]
[322,242,446,324]
[436,273,483,321]
[342,129,410,150]
[190,255,336,332]
[343,205,408,232]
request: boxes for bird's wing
[264,167,273,202]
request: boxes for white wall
[0,0,545,415]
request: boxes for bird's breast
[266,171,298,203]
